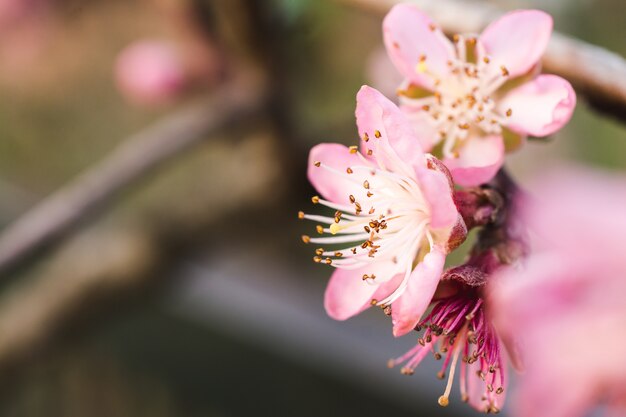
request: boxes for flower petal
[324,262,401,320]
[307,143,371,204]
[391,247,446,337]
[400,102,441,152]
[479,10,552,78]
[383,4,454,90]
[445,135,504,187]
[500,74,576,137]
[356,86,425,173]
[415,165,457,230]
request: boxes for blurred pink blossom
[383,5,576,186]
[115,40,187,106]
[301,86,466,337]
[491,167,626,417]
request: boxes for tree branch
[0,83,266,278]
[0,131,283,375]
[337,0,626,121]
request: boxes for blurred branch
[338,0,626,121]
[0,131,282,375]
[0,83,266,278]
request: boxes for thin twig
[337,0,626,121]
[0,83,266,277]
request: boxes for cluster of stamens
[387,292,505,413]
[397,31,513,159]
[300,129,435,307]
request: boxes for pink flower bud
[115,40,187,106]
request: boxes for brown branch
[0,131,283,375]
[0,82,266,278]
[337,0,626,120]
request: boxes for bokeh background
[0,0,623,416]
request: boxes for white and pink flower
[383,5,576,186]
[301,86,466,337]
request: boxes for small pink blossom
[383,5,576,186]
[389,249,510,413]
[115,40,187,106]
[491,167,626,417]
[301,86,466,337]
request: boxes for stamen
[439,339,462,407]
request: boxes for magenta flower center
[388,291,505,413]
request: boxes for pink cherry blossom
[301,86,466,337]
[491,167,626,417]
[389,248,510,413]
[383,5,576,186]
[115,40,187,106]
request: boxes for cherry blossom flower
[115,40,187,105]
[491,167,626,417]
[383,5,576,186]
[389,251,509,413]
[300,86,466,337]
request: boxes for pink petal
[356,86,425,172]
[307,143,371,204]
[390,247,446,337]
[401,102,441,152]
[479,10,552,78]
[445,135,504,187]
[512,370,591,417]
[415,165,457,230]
[324,262,402,320]
[383,4,454,90]
[500,74,576,137]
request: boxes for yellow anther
[438,396,449,407]
[349,146,358,154]
[297,211,305,219]
[329,223,342,235]
[316,225,324,234]
[416,61,428,74]
[311,195,320,204]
